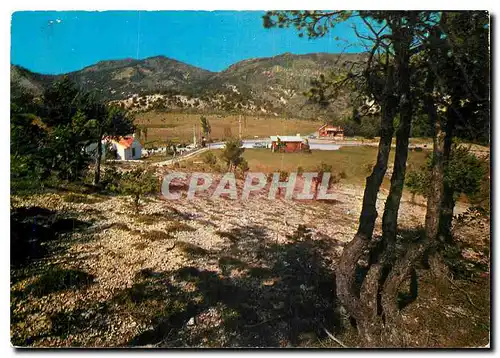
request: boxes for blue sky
[11,11,364,74]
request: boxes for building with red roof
[103,134,142,160]
[318,124,344,140]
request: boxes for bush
[237,158,249,174]
[221,138,245,172]
[315,161,339,187]
[315,161,333,174]
[405,145,488,205]
[101,165,122,192]
[202,151,218,166]
[113,167,159,213]
[105,146,118,160]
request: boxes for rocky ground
[10,180,490,348]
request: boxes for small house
[318,124,344,140]
[103,135,142,160]
[270,135,307,153]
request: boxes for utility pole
[193,124,197,147]
[239,114,242,140]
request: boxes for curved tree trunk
[93,133,103,186]
[335,86,396,345]
[337,22,425,347]
[381,29,413,255]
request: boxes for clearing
[134,112,323,145]
[11,172,490,347]
[180,146,428,187]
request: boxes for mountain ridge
[11,52,365,119]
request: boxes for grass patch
[28,267,95,297]
[49,303,109,339]
[112,280,189,326]
[247,266,274,278]
[218,256,248,275]
[216,230,239,243]
[135,213,168,225]
[63,193,108,204]
[176,241,209,257]
[143,230,174,242]
[132,242,149,251]
[167,221,196,233]
[141,153,173,163]
[239,146,428,187]
[109,223,130,231]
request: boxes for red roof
[103,136,135,148]
[319,124,344,131]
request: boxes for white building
[86,135,142,160]
[104,135,142,160]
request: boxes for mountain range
[11,52,366,119]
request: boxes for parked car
[176,146,189,154]
[253,142,267,148]
[308,135,316,139]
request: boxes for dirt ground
[10,177,490,347]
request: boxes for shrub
[405,145,488,206]
[236,158,249,177]
[63,193,102,204]
[114,167,159,213]
[202,151,218,166]
[220,138,245,172]
[316,161,333,175]
[167,221,196,233]
[278,170,290,181]
[143,230,174,241]
[314,161,339,191]
[105,146,118,160]
[101,165,122,192]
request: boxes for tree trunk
[357,105,396,239]
[134,194,140,214]
[93,133,103,186]
[381,29,413,254]
[439,187,455,241]
[377,25,424,346]
[337,23,422,346]
[336,87,396,341]
[422,65,448,277]
[380,239,429,345]
[438,111,456,242]
[423,66,445,244]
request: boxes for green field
[241,146,428,186]
[185,145,428,187]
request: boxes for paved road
[207,139,343,151]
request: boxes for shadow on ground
[10,206,93,268]
[111,224,345,347]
